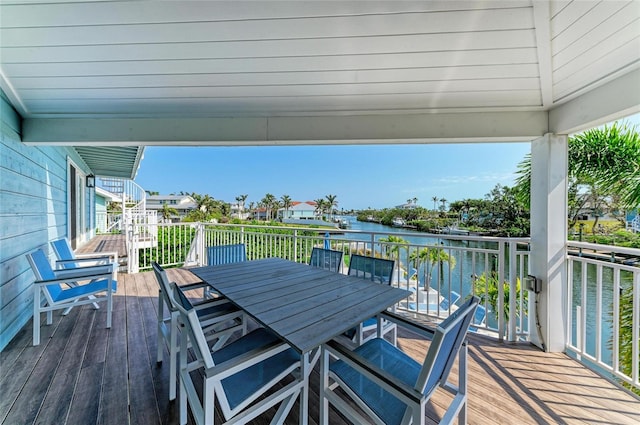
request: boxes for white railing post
[497,240,505,342]
[128,222,139,274]
[508,241,517,342]
[293,229,298,262]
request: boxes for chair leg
[179,330,189,425]
[157,294,164,364]
[33,289,41,346]
[169,314,178,400]
[319,346,330,425]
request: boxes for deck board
[1,269,638,425]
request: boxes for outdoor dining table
[190,257,410,425]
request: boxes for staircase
[96,177,158,272]
[627,215,640,233]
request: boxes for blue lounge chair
[321,296,480,425]
[341,255,397,347]
[470,304,487,332]
[309,247,343,273]
[172,282,304,425]
[407,290,461,314]
[152,262,245,401]
[26,248,116,346]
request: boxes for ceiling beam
[23,111,548,146]
[549,68,640,135]
[532,0,553,108]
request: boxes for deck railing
[566,241,640,391]
[125,221,640,392]
[128,222,530,342]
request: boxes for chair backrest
[51,238,76,268]
[309,247,343,272]
[171,282,215,369]
[26,249,63,300]
[152,262,177,312]
[415,295,479,398]
[207,244,247,266]
[348,255,395,285]
[439,290,461,310]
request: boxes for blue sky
[134,142,531,210]
[134,113,640,210]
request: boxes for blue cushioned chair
[342,255,397,347]
[407,290,461,314]
[26,248,116,346]
[470,304,487,333]
[152,262,246,401]
[207,243,247,266]
[321,295,480,425]
[172,282,304,425]
[51,237,117,271]
[309,247,343,273]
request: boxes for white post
[529,133,568,352]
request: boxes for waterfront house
[278,201,318,220]
[1,1,639,423]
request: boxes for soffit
[0,0,638,143]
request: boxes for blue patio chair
[51,237,117,271]
[172,282,304,425]
[26,248,116,346]
[206,243,247,297]
[51,237,118,313]
[321,295,480,425]
[341,255,397,347]
[309,247,343,273]
[151,262,246,401]
[439,290,461,311]
[207,243,247,266]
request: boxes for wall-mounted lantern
[86,174,95,188]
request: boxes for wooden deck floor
[1,268,638,425]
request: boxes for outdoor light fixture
[86,175,95,188]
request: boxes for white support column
[529,133,568,352]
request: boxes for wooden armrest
[325,339,424,404]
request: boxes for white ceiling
[1,0,639,147]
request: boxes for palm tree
[159,203,178,222]
[432,196,438,211]
[413,197,418,205]
[314,198,326,219]
[235,194,248,217]
[325,194,338,221]
[514,121,640,210]
[409,247,456,288]
[261,193,277,220]
[248,201,255,218]
[281,195,292,219]
[379,235,406,260]
[439,198,447,212]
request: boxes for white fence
[126,222,640,392]
[128,222,531,342]
[566,241,640,391]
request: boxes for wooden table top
[191,257,411,354]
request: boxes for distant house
[147,194,197,222]
[395,201,418,209]
[229,202,250,220]
[278,201,318,220]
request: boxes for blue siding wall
[0,96,92,350]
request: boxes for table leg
[300,351,309,425]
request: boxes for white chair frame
[321,296,479,425]
[172,283,304,425]
[27,248,116,346]
[152,262,246,401]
